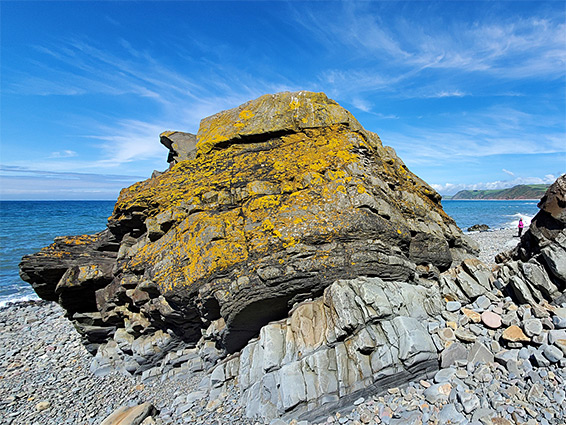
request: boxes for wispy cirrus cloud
[49,150,77,159]
[5,36,302,170]
[294,2,565,108]
[0,165,144,200]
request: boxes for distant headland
[448,184,550,200]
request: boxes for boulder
[160,131,198,165]
[20,91,477,373]
[494,175,566,305]
[467,224,490,232]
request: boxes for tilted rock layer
[495,175,566,305]
[20,91,476,373]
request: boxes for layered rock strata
[494,175,566,305]
[20,91,478,379]
[230,277,440,421]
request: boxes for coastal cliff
[451,184,550,200]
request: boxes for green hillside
[451,184,549,200]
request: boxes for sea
[0,199,541,307]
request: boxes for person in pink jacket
[518,218,524,237]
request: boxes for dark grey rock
[441,342,468,368]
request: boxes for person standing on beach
[518,218,524,237]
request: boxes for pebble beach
[2,227,565,425]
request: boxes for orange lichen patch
[63,234,99,245]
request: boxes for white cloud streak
[295,3,566,105]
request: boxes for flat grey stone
[434,368,456,383]
[542,344,564,363]
[467,341,494,365]
[523,318,543,337]
[423,383,451,404]
[440,342,467,368]
[475,295,491,310]
[548,329,566,344]
[553,316,566,329]
[458,390,480,414]
[494,349,519,365]
[438,403,467,424]
[446,301,461,312]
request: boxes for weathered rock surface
[468,224,490,232]
[20,91,477,369]
[160,131,197,166]
[234,277,441,421]
[494,175,566,305]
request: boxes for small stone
[532,333,548,345]
[440,342,468,368]
[542,344,564,363]
[359,409,372,424]
[438,327,456,342]
[423,383,452,404]
[462,308,481,323]
[434,368,456,383]
[438,403,467,424]
[502,325,530,343]
[554,389,566,404]
[553,316,566,329]
[523,319,543,337]
[354,397,365,406]
[532,304,550,318]
[541,317,554,330]
[501,311,520,327]
[458,390,480,414]
[455,328,477,342]
[446,301,461,312]
[420,380,431,388]
[36,401,50,411]
[481,310,502,329]
[531,349,551,367]
[491,340,501,353]
[468,341,494,365]
[475,295,491,310]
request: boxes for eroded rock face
[495,175,566,305]
[20,91,477,372]
[235,277,441,421]
[160,131,197,166]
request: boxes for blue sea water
[0,199,540,306]
[0,201,116,306]
[442,199,540,231]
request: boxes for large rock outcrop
[20,91,478,378]
[494,175,566,305]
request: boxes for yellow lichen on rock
[108,91,462,297]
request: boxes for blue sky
[1,1,565,200]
